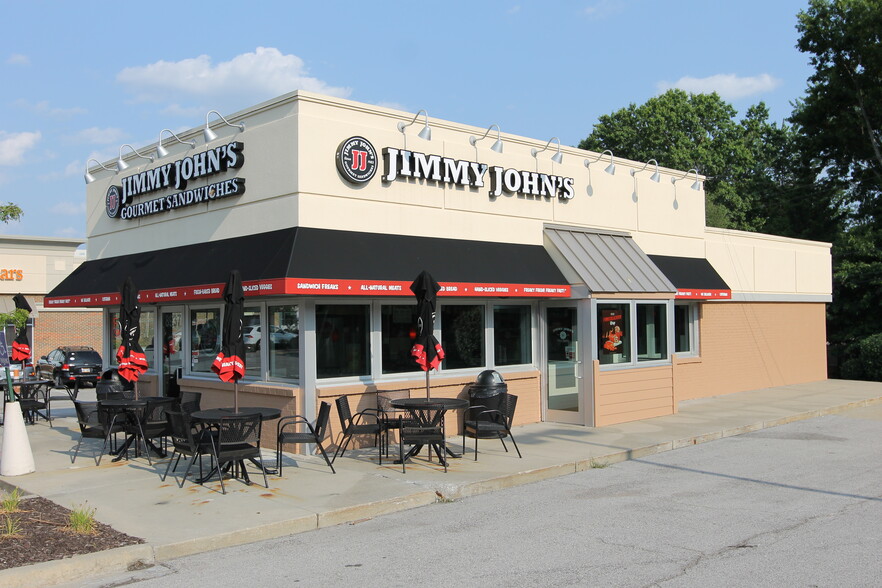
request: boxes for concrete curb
[3,394,881,585]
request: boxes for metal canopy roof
[544,226,676,294]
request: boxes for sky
[1,0,816,239]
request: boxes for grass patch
[67,503,97,535]
[0,489,22,514]
[1,516,22,538]
[589,458,611,469]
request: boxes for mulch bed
[0,496,144,570]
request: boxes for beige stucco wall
[673,302,828,402]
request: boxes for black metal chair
[141,396,176,456]
[462,392,522,461]
[162,410,214,487]
[177,391,202,415]
[276,401,335,474]
[72,400,124,465]
[207,412,268,495]
[331,395,382,464]
[398,403,447,473]
[377,390,416,457]
[17,381,51,426]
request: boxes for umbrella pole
[425,368,430,400]
[134,381,139,401]
[234,380,239,413]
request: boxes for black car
[37,346,103,388]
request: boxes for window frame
[673,301,700,358]
[593,299,674,370]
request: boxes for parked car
[244,325,261,351]
[37,346,103,388]
[242,325,297,351]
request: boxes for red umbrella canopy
[10,293,31,363]
[212,270,246,383]
[409,270,445,371]
[116,277,148,383]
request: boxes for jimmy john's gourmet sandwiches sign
[105,142,245,220]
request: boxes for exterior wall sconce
[532,137,563,164]
[397,109,432,149]
[584,149,616,175]
[469,124,503,153]
[671,168,701,190]
[631,159,660,182]
[116,144,154,173]
[84,158,114,184]
[156,129,196,159]
[204,110,245,143]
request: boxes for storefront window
[108,309,155,370]
[598,304,630,365]
[243,306,261,379]
[637,303,667,362]
[493,305,532,366]
[190,308,220,374]
[269,304,299,380]
[674,302,697,355]
[381,305,420,374]
[441,305,485,370]
[161,310,183,394]
[316,304,369,378]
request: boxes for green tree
[579,90,809,232]
[0,204,22,224]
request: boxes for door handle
[575,360,583,379]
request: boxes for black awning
[46,227,570,307]
[647,254,731,300]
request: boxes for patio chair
[177,391,202,415]
[377,390,416,457]
[276,401,335,475]
[207,412,268,495]
[72,400,125,465]
[17,381,51,426]
[162,410,214,487]
[141,396,176,456]
[398,403,447,474]
[331,395,382,464]
[462,392,522,461]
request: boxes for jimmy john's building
[47,91,831,447]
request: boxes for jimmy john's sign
[336,137,574,201]
[106,141,245,220]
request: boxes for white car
[243,325,261,351]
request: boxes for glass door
[543,303,585,424]
[160,309,183,397]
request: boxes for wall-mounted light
[631,159,660,182]
[671,168,701,190]
[156,129,196,159]
[116,144,154,173]
[204,110,245,143]
[584,149,615,175]
[531,137,563,164]
[397,109,432,149]
[469,124,503,153]
[84,158,114,184]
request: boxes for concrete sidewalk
[2,378,881,587]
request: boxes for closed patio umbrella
[212,270,246,411]
[410,270,445,399]
[10,294,32,365]
[116,277,148,397]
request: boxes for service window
[636,303,667,362]
[674,302,699,356]
[598,303,631,365]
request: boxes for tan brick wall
[673,302,827,402]
[33,296,103,360]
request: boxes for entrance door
[543,303,586,424]
[159,309,183,397]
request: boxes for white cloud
[160,103,205,118]
[73,127,127,145]
[6,54,30,66]
[657,73,782,100]
[50,201,86,215]
[0,131,41,166]
[117,47,351,105]
[15,99,86,119]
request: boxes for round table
[190,407,281,481]
[98,398,150,462]
[389,397,469,463]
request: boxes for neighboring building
[47,91,831,449]
[0,236,102,362]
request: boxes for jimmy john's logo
[336,136,377,184]
[106,185,122,218]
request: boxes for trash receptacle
[468,370,508,425]
[96,368,134,400]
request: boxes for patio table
[390,397,468,465]
[191,406,281,482]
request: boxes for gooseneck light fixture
[631,159,660,182]
[116,144,154,173]
[156,129,196,159]
[671,168,701,190]
[469,124,503,154]
[584,149,616,175]
[531,137,563,164]
[203,110,245,143]
[84,158,114,184]
[397,109,432,149]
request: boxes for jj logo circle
[105,185,122,218]
[336,136,377,184]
